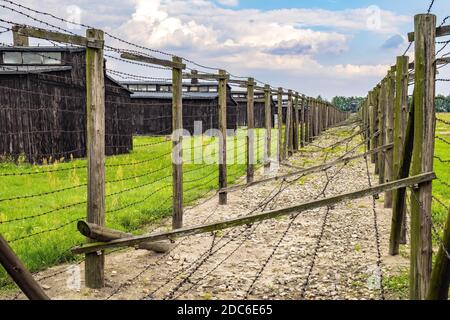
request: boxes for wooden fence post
[172,56,184,225]
[0,235,49,300]
[264,85,272,170]
[284,90,293,157]
[374,85,380,172]
[277,88,284,161]
[12,25,29,46]
[378,79,386,186]
[247,78,255,183]
[218,70,228,204]
[384,67,396,208]
[85,28,106,289]
[410,13,436,300]
[293,93,300,151]
[300,95,305,148]
[389,55,410,255]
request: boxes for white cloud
[217,0,239,7]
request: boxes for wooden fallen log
[71,172,435,255]
[77,221,173,253]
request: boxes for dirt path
[3,123,409,300]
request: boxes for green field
[0,128,278,289]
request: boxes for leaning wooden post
[0,235,49,300]
[247,78,255,183]
[410,13,436,300]
[389,55,410,255]
[218,70,228,204]
[384,67,396,208]
[284,90,293,157]
[264,85,272,170]
[85,28,106,289]
[277,88,284,161]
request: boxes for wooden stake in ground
[300,95,305,148]
[293,93,299,151]
[264,84,272,169]
[285,90,293,157]
[172,57,184,225]
[389,55,410,255]
[247,78,255,183]
[0,235,49,300]
[384,67,396,208]
[85,28,106,289]
[277,88,284,161]
[410,13,436,300]
[218,70,228,204]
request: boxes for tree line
[328,95,450,113]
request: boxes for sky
[1,0,450,99]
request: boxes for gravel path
[2,123,409,300]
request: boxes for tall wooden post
[300,95,305,148]
[384,67,396,208]
[378,79,386,185]
[284,90,293,157]
[389,55,410,255]
[172,56,184,225]
[373,85,380,171]
[247,78,255,183]
[172,57,183,221]
[85,28,106,289]
[293,93,300,151]
[218,70,228,204]
[264,85,272,169]
[277,88,284,161]
[410,13,436,300]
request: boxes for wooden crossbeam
[14,25,103,49]
[121,52,185,69]
[220,143,393,193]
[182,71,228,80]
[71,172,435,255]
[408,24,450,42]
[228,79,255,86]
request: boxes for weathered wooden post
[218,70,228,204]
[378,78,386,185]
[384,67,396,208]
[389,55,410,255]
[284,90,293,157]
[293,92,300,151]
[85,28,106,289]
[264,84,272,170]
[0,235,49,300]
[172,57,184,225]
[247,78,255,183]
[300,95,305,148]
[373,85,380,171]
[277,88,284,161]
[410,13,436,300]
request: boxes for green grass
[0,128,278,289]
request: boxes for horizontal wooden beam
[228,79,255,86]
[71,172,435,255]
[14,25,103,49]
[408,24,450,42]
[182,72,228,80]
[220,143,392,193]
[121,52,185,69]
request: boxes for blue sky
[1,0,449,98]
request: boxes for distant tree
[331,96,364,113]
